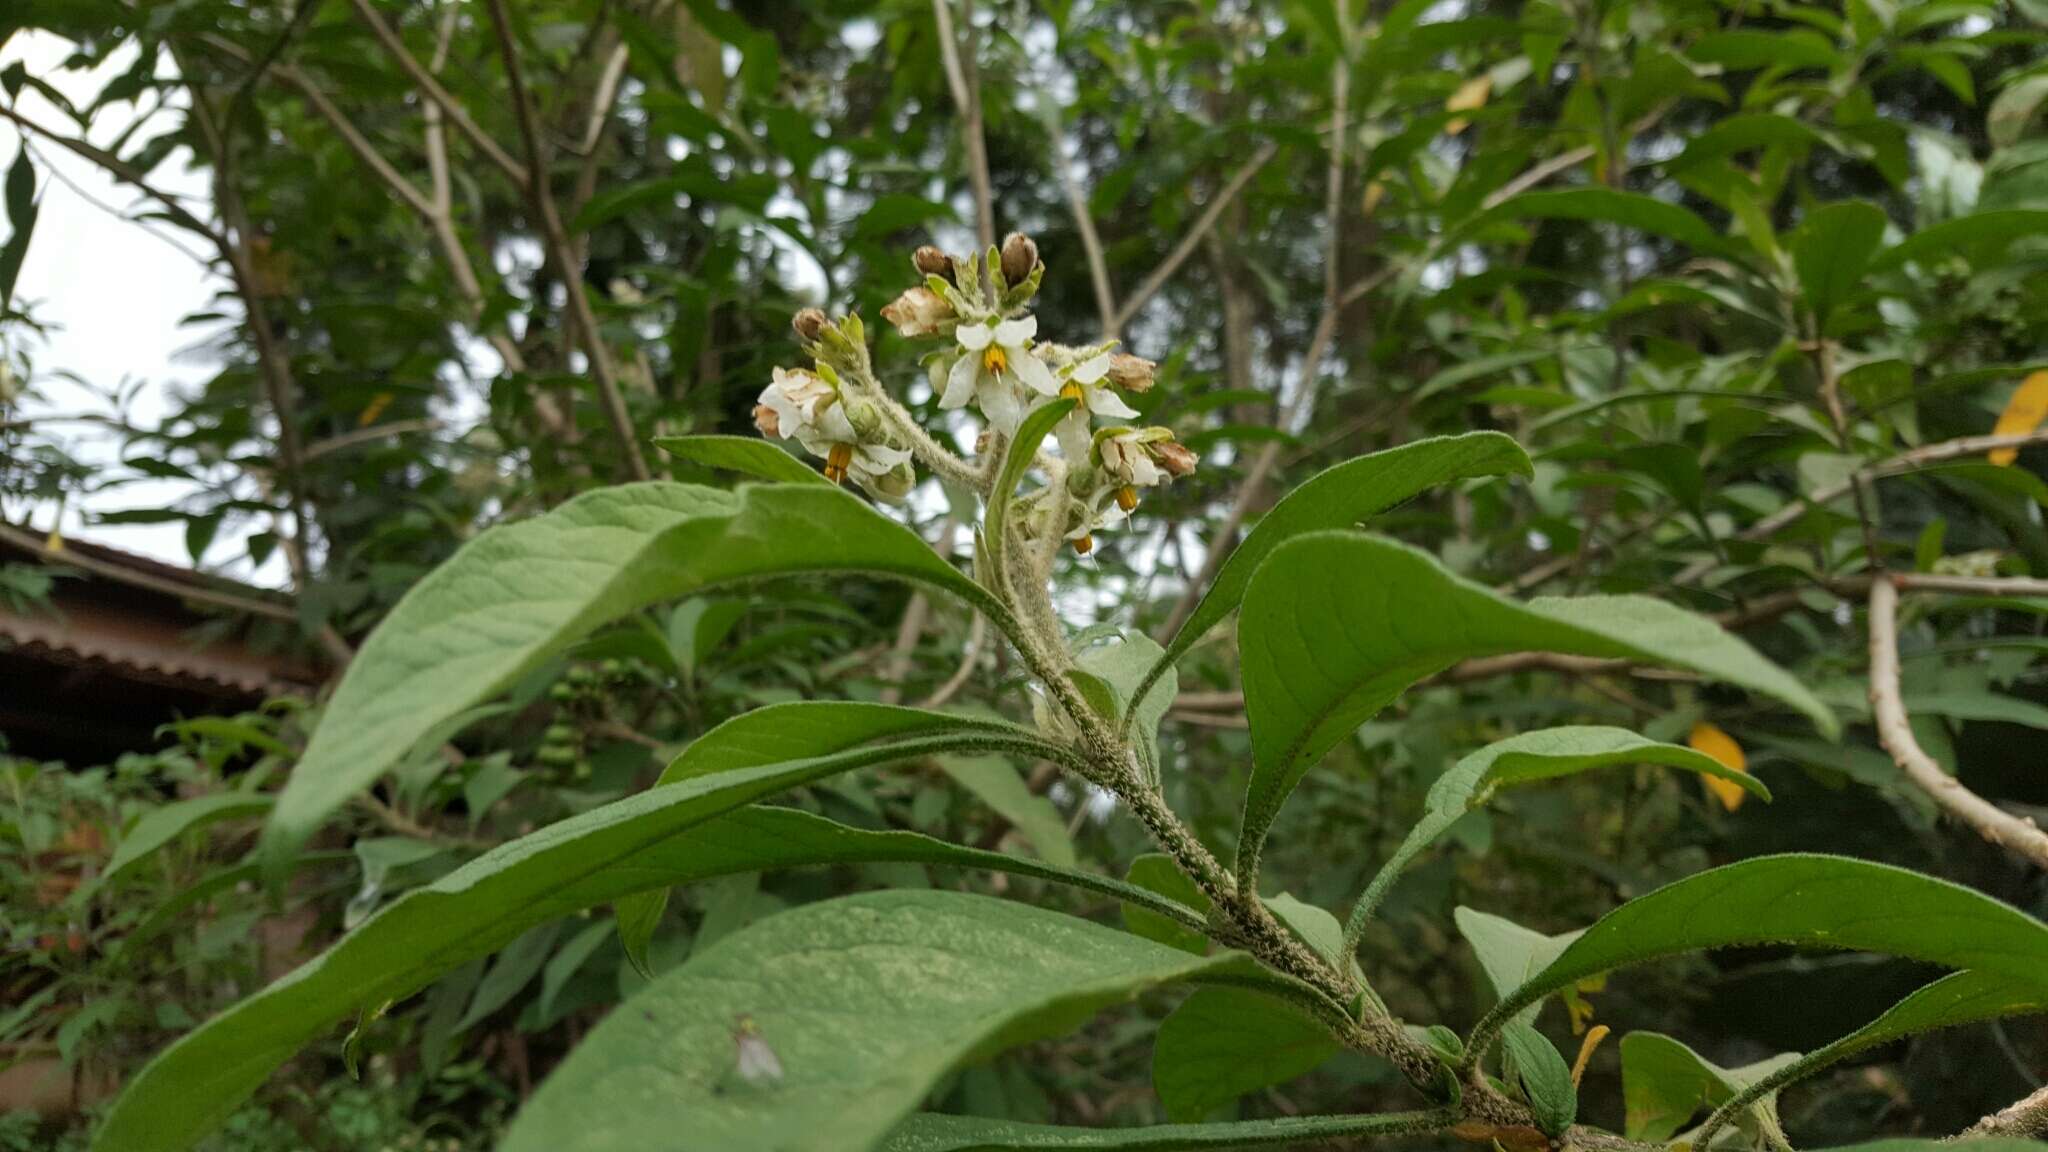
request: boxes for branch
[1108,140,1280,334]
[483,0,652,482]
[918,610,987,710]
[0,104,220,242]
[1869,576,2048,869]
[301,418,442,462]
[346,0,529,185]
[930,0,995,251]
[1049,131,1118,336]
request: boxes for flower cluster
[758,232,1197,551]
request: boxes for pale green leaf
[1620,1032,1798,1141]
[262,482,1003,876]
[938,754,1077,867]
[1236,533,1833,878]
[500,891,1258,1152]
[97,793,273,890]
[1123,854,1213,955]
[654,435,830,484]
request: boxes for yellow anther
[982,345,1008,377]
[1071,534,1094,556]
[1060,381,1085,404]
[1115,486,1138,513]
[825,443,853,484]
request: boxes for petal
[1012,351,1059,396]
[818,405,857,443]
[941,355,980,409]
[860,443,913,469]
[1088,388,1140,419]
[1072,354,1110,384]
[980,381,1024,434]
[993,315,1037,344]
[956,323,993,351]
[1055,414,1092,463]
[1130,455,1163,486]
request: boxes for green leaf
[1152,988,1341,1122]
[877,1110,1453,1152]
[1791,200,1887,324]
[1348,728,1766,934]
[1123,854,1213,955]
[1073,630,1176,787]
[620,702,1040,973]
[1868,210,2048,274]
[1688,29,1842,73]
[456,922,561,1030]
[1263,893,1352,978]
[261,482,1003,878]
[654,436,830,484]
[1499,1020,1577,1136]
[1455,907,1579,1029]
[1471,188,1732,254]
[1139,432,1531,714]
[500,891,1257,1152]
[1469,854,2048,1060]
[1620,1032,1798,1141]
[1989,74,2048,149]
[937,754,1077,867]
[95,793,274,891]
[1,144,36,315]
[1235,533,1833,879]
[1696,970,2048,1139]
[95,753,1218,1152]
[985,398,1077,590]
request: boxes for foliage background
[4,0,2048,1146]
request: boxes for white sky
[3,33,290,585]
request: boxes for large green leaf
[986,397,1077,590]
[1791,201,1888,324]
[878,1109,1455,1151]
[1468,854,2048,1060]
[1136,432,1531,718]
[500,890,1258,1152]
[262,482,1001,874]
[1468,188,1733,255]
[1868,210,2048,275]
[1152,987,1341,1121]
[95,792,273,890]
[1696,970,2048,1142]
[654,435,831,484]
[1073,630,1177,787]
[1347,727,1766,937]
[1235,533,1833,879]
[620,703,1049,969]
[93,741,1220,1152]
[1620,1032,1798,1141]
[1455,907,1579,1030]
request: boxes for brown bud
[792,307,830,344]
[1107,352,1157,392]
[880,286,953,337]
[752,403,782,438]
[912,245,952,277]
[1152,440,1198,477]
[1000,231,1039,284]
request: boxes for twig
[1109,141,1280,334]
[1869,576,2048,869]
[301,418,443,462]
[1050,130,1118,336]
[1815,337,1884,565]
[918,611,987,709]
[346,0,529,184]
[930,0,995,251]
[0,104,220,242]
[483,0,652,482]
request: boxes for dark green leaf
[1152,988,1341,1122]
[1791,201,1887,324]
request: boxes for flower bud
[880,286,954,338]
[1153,439,1198,477]
[753,403,781,438]
[913,245,952,277]
[792,307,830,344]
[1107,352,1157,392]
[1000,231,1039,285]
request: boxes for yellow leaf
[1689,721,1749,812]
[1361,181,1388,217]
[1570,1024,1611,1087]
[359,392,395,428]
[1445,75,1492,135]
[1989,370,2048,466]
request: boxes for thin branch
[347,0,529,185]
[0,104,221,242]
[1109,140,1280,334]
[930,0,995,251]
[301,418,443,462]
[483,0,652,482]
[1869,576,2048,869]
[919,611,988,710]
[1051,137,1118,336]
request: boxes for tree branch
[930,0,995,251]
[1868,576,2048,869]
[483,0,652,482]
[1966,1084,2048,1140]
[346,0,529,185]
[1109,140,1280,334]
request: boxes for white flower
[1065,427,1197,551]
[880,286,953,337]
[755,366,912,489]
[1053,351,1141,462]
[941,316,1057,435]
